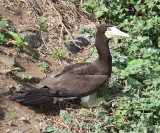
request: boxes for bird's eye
[107,27,112,31]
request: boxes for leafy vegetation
[52,50,65,57]
[38,16,47,32]
[79,0,160,132]
[0,18,8,44]
[0,18,28,48]
[7,32,28,48]
[38,63,48,73]
[21,52,29,57]
[21,74,27,80]
[41,0,159,132]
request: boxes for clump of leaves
[0,18,8,44]
[40,126,59,133]
[2,3,9,7]
[81,0,108,19]
[32,53,36,58]
[21,74,27,80]
[74,0,160,132]
[38,63,48,73]
[79,25,95,38]
[38,16,47,32]
[10,112,15,116]
[0,18,28,48]
[21,52,28,57]
[7,32,28,48]
[52,50,65,57]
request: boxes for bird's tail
[12,87,54,105]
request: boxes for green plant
[21,74,27,80]
[7,32,28,48]
[32,53,36,58]
[0,18,8,44]
[2,3,9,7]
[52,50,65,57]
[0,18,28,48]
[81,0,108,19]
[21,52,28,57]
[38,16,47,31]
[79,25,95,38]
[6,67,21,74]
[74,0,160,132]
[38,63,48,73]
[10,112,15,116]
[0,18,9,27]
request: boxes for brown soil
[0,0,97,132]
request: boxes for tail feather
[12,87,54,105]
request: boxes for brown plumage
[12,24,130,105]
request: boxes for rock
[20,32,43,48]
[6,129,11,133]
[76,37,90,47]
[9,85,16,93]
[13,130,25,133]
[0,56,16,68]
[8,24,16,32]
[64,36,90,54]
[27,76,41,83]
[19,117,30,123]
[9,85,15,90]
[7,121,13,126]
[15,84,25,92]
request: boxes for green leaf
[94,10,104,18]
[10,112,15,116]
[143,79,152,85]
[128,59,143,67]
[41,126,57,132]
[81,109,95,115]
[40,16,46,23]
[24,42,28,45]
[128,55,137,60]
[8,32,22,44]
[11,67,21,71]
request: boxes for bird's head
[98,24,130,39]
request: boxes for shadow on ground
[0,97,5,122]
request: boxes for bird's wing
[41,64,109,97]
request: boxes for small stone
[7,121,13,126]
[15,84,25,92]
[27,76,41,83]
[64,36,90,54]
[13,130,25,133]
[9,85,16,93]
[6,129,11,133]
[19,117,30,123]
[8,24,16,32]
[9,85,16,90]
[76,37,90,47]
[20,32,43,48]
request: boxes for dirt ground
[0,0,97,132]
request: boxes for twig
[105,98,122,105]
[47,1,81,49]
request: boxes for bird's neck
[94,33,112,75]
[96,35,111,61]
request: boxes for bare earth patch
[0,0,97,132]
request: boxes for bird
[12,24,130,106]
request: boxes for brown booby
[12,24,130,105]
